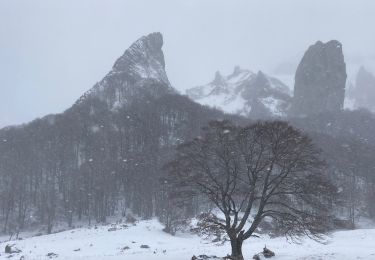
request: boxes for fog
[1,0,375,127]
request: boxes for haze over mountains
[0,33,374,237]
[2,0,375,128]
[187,40,374,119]
[1,1,375,259]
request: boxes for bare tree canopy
[165,120,337,260]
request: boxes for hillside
[0,219,375,260]
[0,32,239,235]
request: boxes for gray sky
[1,0,375,127]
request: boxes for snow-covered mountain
[186,67,292,118]
[76,32,175,109]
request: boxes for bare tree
[165,120,336,260]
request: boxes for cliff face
[76,32,175,109]
[291,40,347,117]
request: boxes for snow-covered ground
[0,219,375,260]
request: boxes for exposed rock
[76,32,175,109]
[186,66,291,118]
[5,244,11,254]
[191,255,224,260]
[5,244,22,254]
[253,254,261,260]
[291,40,347,117]
[112,32,168,83]
[210,71,229,95]
[140,244,150,249]
[253,246,275,259]
[107,227,117,232]
[347,66,375,112]
[241,71,292,118]
[46,252,58,258]
[262,246,275,258]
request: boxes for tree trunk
[230,238,244,260]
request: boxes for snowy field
[0,219,374,260]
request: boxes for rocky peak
[254,71,268,85]
[240,71,269,98]
[244,71,290,97]
[229,66,244,78]
[186,67,291,118]
[357,66,375,84]
[76,32,174,108]
[213,71,225,84]
[347,66,375,112]
[112,32,170,85]
[291,40,347,117]
[210,71,228,95]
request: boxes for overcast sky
[1,0,375,127]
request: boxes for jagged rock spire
[112,32,170,86]
[291,40,347,117]
[77,32,174,107]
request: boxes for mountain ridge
[186,67,292,118]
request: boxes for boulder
[253,246,275,259]
[46,252,58,258]
[5,244,22,254]
[191,255,223,260]
[263,246,275,258]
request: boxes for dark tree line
[310,133,375,227]
[289,109,375,227]
[0,90,374,242]
[0,94,228,234]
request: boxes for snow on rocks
[75,32,175,109]
[4,243,22,254]
[186,67,292,118]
